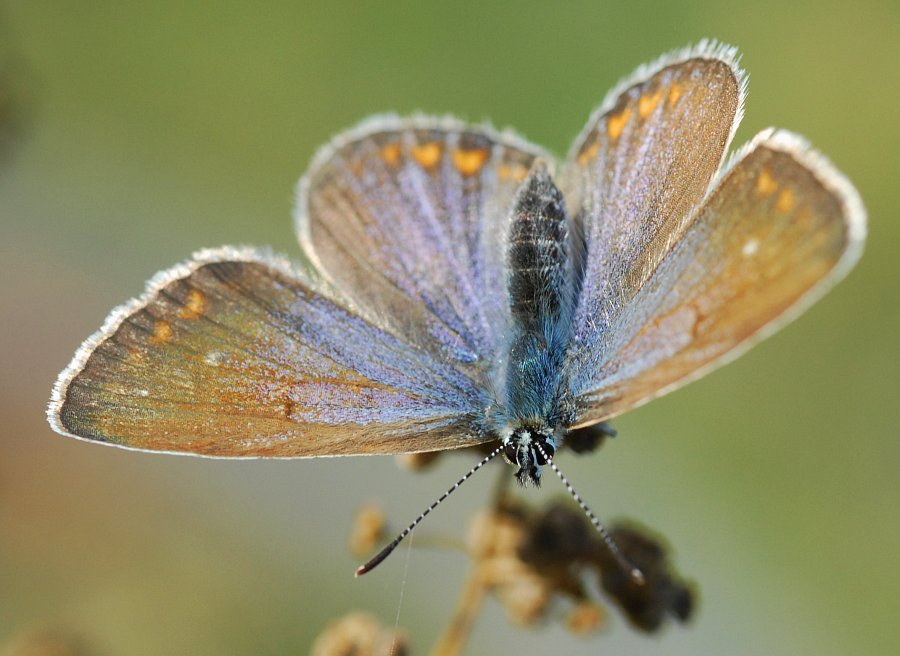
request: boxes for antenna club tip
[631,568,646,586]
[354,565,368,578]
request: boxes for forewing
[295,115,549,379]
[569,130,866,426]
[564,41,745,371]
[49,248,489,456]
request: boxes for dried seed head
[349,502,387,557]
[566,601,607,635]
[311,612,409,656]
[394,451,442,471]
[597,524,697,632]
[467,507,526,560]
[499,574,553,626]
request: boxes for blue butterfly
[48,41,865,577]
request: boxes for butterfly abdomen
[504,163,576,425]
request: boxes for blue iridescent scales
[49,41,865,473]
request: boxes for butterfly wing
[295,116,549,389]
[49,248,490,456]
[563,42,746,378]
[568,130,866,426]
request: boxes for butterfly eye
[503,441,519,465]
[535,439,555,465]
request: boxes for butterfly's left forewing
[49,248,489,456]
[568,131,866,427]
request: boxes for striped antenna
[355,445,504,577]
[535,442,646,585]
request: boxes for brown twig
[429,560,488,656]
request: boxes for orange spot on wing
[668,83,683,106]
[577,140,600,167]
[411,142,442,169]
[179,289,207,320]
[756,169,778,197]
[151,320,173,344]
[775,188,795,213]
[607,107,632,141]
[380,143,401,166]
[638,90,663,118]
[452,147,489,176]
[499,162,529,182]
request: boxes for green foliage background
[2,1,898,654]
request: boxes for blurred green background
[2,1,898,654]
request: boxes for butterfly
[48,41,865,576]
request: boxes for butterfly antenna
[535,442,646,586]
[355,445,504,577]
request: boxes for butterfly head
[502,424,557,486]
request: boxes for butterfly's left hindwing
[49,249,490,456]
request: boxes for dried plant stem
[429,561,488,656]
[430,466,512,655]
